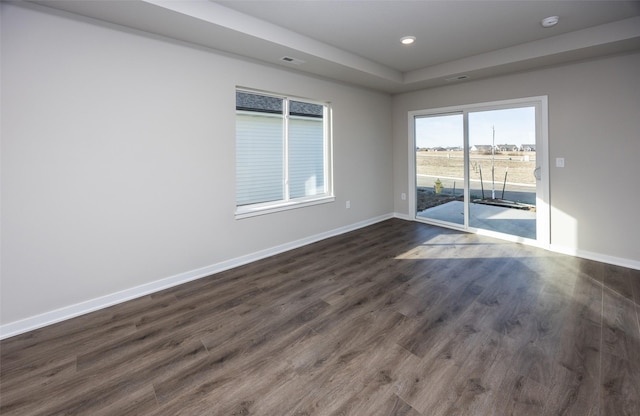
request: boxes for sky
[415,106,536,148]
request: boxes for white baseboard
[549,244,640,271]
[393,212,411,221]
[0,213,394,340]
[397,212,639,270]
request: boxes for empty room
[1,1,640,415]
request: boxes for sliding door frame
[408,96,549,248]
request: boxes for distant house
[470,145,494,153]
[497,144,519,152]
[521,144,536,151]
[431,147,447,152]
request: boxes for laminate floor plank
[154,301,334,411]
[432,300,513,367]
[397,272,494,359]
[0,318,139,378]
[329,361,405,416]
[600,270,640,416]
[495,370,548,416]
[440,330,518,416]
[2,219,639,415]
[539,270,603,416]
[369,393,422,416]
[601,287,638,362]
[279,326,401,415]
[392,350,461,414]
[600,351,640,416]
[603,263,637,302]
[0,293,161,358]
[630,269,640,337]
[475,260,543,345]
[0,354,77,396]
[510,280,574,387]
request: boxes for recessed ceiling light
[541,16,559,28]
[400,36,416,45]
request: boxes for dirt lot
[417,188,463,211]
[417,150,536,185]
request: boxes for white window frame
[408,96,549,247]
[235,89,334,219]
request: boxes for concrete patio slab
[417,200,536,239]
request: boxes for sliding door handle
[533,166,541,181]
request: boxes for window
[235,90,333,218]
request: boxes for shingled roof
[236,91,323,118]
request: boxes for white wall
[392,52,640,265]
[0,3,393,329]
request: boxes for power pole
[491,125,495,199]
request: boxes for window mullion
[323,106,330,194]
[283,98,290,201]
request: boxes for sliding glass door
[468,107,537,239]
[415,113,465,226]
[410,97,548,245]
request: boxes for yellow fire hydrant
[434,178,443,194]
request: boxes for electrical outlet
[556,157,565,168]
[346,200,351,209]
[401,193,406,201]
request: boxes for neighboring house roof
[236,91,282,113]
[236,91,323,118]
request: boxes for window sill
[235,195,335,219]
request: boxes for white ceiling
[29,0,640,93]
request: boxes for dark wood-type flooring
[2,219,640,415]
